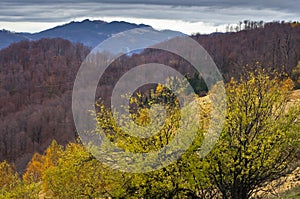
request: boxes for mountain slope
[0,20,152,49]
[0,22,300,172]
[0,39,90,171]
[0,30,29,49]
[31,19,151,47]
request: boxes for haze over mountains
[0,19,182,50]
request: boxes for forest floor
[260,167,300,198]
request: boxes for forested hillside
[0,68,299,199]
[0,22,300,173]
[0,39,90,170]
[193,22,300,80]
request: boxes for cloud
[2,0,300,12]
[0,2,298,23]
[0,1,299,34]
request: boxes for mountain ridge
[0,19,177,49]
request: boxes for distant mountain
[31,19,151,48]
[0,19,182,50]
[0,30,29,49]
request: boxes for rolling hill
[0,21,300,172]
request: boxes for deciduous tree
[206,68,300,199]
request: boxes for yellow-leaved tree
[0,161,19,191]
[23,140,63,184]
[205,68,300,199]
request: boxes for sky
[0,0,299,35]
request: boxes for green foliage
[205,68,300,199]
[43,143,104,198]
[0,182,41,199]
[0,161,19,191]
[89,78,218,198]
[1,67,299,199]
[186,73,208,96]
[23,140,63,184]
[21,141,128,198]
[0,161,40,199]
[292,60,300,89]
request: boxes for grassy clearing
[273,186,300,199]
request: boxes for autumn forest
[0,21,300,198]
